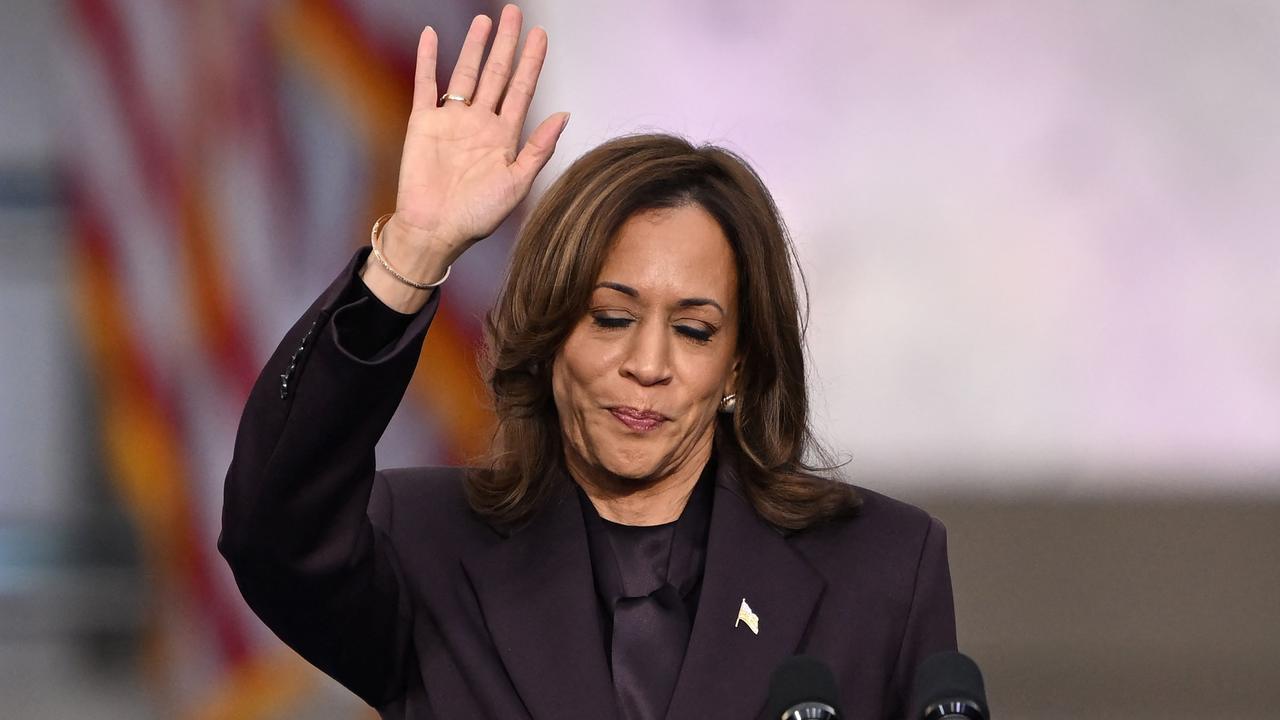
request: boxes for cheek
[550,357,585,455]
[551,333,606,416]
[682,345,737,401]
[550,355,579,424]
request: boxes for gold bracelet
[369,213,452,290]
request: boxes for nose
[618,318,673,386]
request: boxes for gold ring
[438,93,471,106]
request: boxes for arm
[218,3,568,706]
[217,249,437,705]
[886,516,958,719]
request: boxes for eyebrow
[595,281,725,315]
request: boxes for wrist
[373,212,455,283]
[384,213,467,267]
[361,252,440,314]
[360,214,455,313]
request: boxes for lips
[609,406,668,432]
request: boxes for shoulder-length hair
[467,133,860,531]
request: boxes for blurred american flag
[60,1,503,716]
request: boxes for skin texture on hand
[365,3,569,314]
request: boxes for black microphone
[911,651,989,720]
[764,655,842,720]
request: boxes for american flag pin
[735,597,759,635]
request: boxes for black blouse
[577,459,714,647]
[577,459,714,718]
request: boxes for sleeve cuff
[331,269,428,361]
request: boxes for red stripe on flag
[60,0,255,665]
[69,0,263,393]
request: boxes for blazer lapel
[665,453,826,719]
[462,480,618,720]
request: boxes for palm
[392,5,568,256]
[396,112,523,242]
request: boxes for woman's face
[552,203,739,486]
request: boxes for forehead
[597,205,738,303]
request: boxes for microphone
[911,651,989,720]
[764,655,842,720]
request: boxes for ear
[724,356,743,397]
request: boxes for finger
[499,26,548,133]
[472,4,522,112]
[445,14,493,104]
[410,26,438,113]
[512,112,569,189]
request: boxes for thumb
[512,112,569,188]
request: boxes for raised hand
[366,4,569,311]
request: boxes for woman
[219,5,955,719]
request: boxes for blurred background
[2,0,1277,717]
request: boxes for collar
[577,454,716,605]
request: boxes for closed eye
[591,314,633,330]
[592,313,718,344]
[676,324,715,343]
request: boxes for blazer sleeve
[886,516,958,719]
[217,246,438,707]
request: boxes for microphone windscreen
[910,651,988,718]
[764,655,841,719]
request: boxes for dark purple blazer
[218,248,956,719]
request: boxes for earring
[719,393,737,414]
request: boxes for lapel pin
[735,597,760,635]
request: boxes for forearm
[218,247,437,568]
[217,247,438,704]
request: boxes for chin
[596,443,670,482]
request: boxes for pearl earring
[719,393,737,414]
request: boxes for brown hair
[468,133,860,531]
